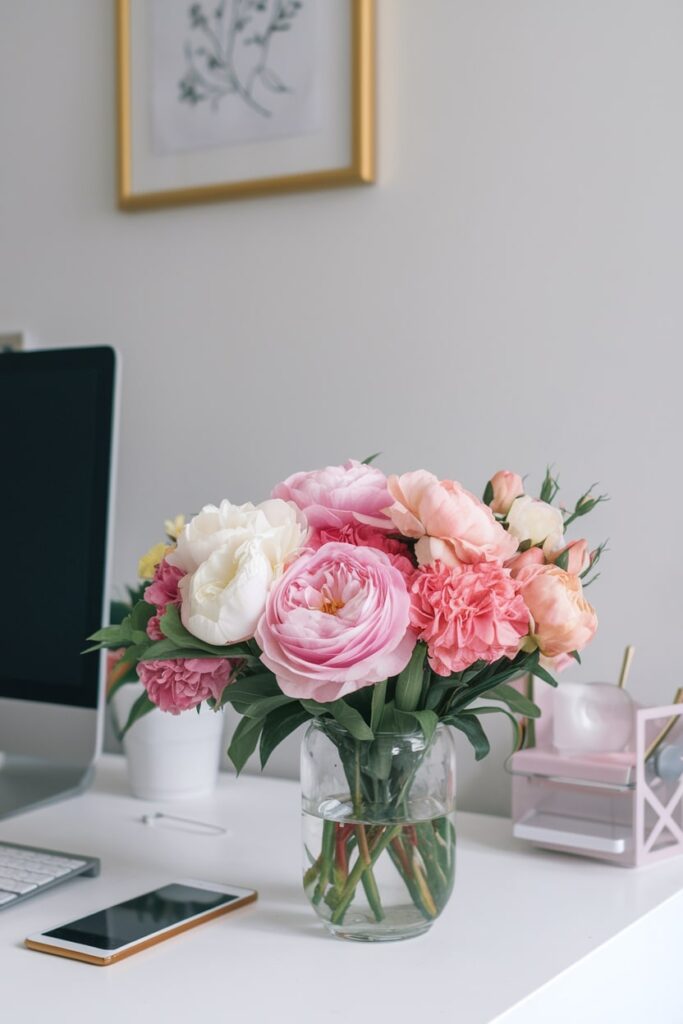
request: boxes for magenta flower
[409,562,530,676]
[272,459,394,531]
[255,542,415,702]
[137,657,236,714]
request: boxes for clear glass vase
[301,720,457,942]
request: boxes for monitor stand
[0,755,93,820]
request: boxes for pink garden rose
[255,542,415,702]
[137,657,237,714]
[387,471,518,568]
[272,459,393,531]
[516,564,597,658]
[308,522,414,578]
[144,557,184,639]
[489,470,524,516]
[409,562,530,676]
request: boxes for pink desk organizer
[509,701,683,866]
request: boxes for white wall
[2,0,682,815]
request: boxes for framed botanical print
[116,0,375,210]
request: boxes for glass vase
[301,720,457,942]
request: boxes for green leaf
[370,680,387,732]
[300,699,327,717]
[366,735,394,781]
[328,699,374,741]
[480,683,541,718]
[222,673,281,713]
[406,708,438,743]
[259,704,310,768]
[554,548,570,571]
[242,694,293,720]
[445,713,491,760]
[131,600,155,632]
[529,656,558,688]
[227,716,263,774]
[395,644,426,713]
[159,605,252,660]
[570,650,581,664]
[482,480,494,506]
[361,452,381,465]
[120,691,156,738]
[86,619,133,648]
[467,705,521,751]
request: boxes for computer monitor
[0,346,117,818]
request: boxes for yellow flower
[138,542,172,581]
[164,514,186,541]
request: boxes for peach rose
[386,471,518,568]
[506,546,545,576]
[489,470,524,515]
[516,564,597,658]
[548,538,589,575]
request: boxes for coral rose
[386,471,518,568]
[255,542,415,702]
[549,538,590,575]
[138,657,237,714]
[489,470,524,515]
[516,564,597,658]
[272,459,393,531]
[409,562,530,676]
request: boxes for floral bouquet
[88,459,605,940]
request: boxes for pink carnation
[255,542,415,702]
[409,562,530,676]
[272,459,394,531]
[144,558,184,640]
[137,657,237,715]
[308,522,415,577]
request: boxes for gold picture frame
[116,0,375,211]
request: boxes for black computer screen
[0,347,115,708]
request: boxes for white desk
[0,754,681,1024]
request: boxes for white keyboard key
[0,875,37,894]
[0,892,18,905]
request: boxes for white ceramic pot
[112,685,225,801]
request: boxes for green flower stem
[387,839,435,922]
[313,818,336,906]
[330,825,402,926]
[303,854,321,890]
[356,825,384,923]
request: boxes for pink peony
[145,558,184,609]
[272,459,393,531]
[387,471,518,568]
[515,564,597,658]
[408,562,530,676]
[137,657,237,714]
[489,470,524,515]
[144,558,184,639]
[308,522,415,577]
[255,542,415,702]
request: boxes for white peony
[506,495,564,549]
[172,499,308,645]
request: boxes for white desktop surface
[0,754,681,1024]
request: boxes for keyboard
[0,841,100,910]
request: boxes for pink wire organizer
[508,701,683,867]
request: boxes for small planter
[112,685,225,801]
[301,720,457,942]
